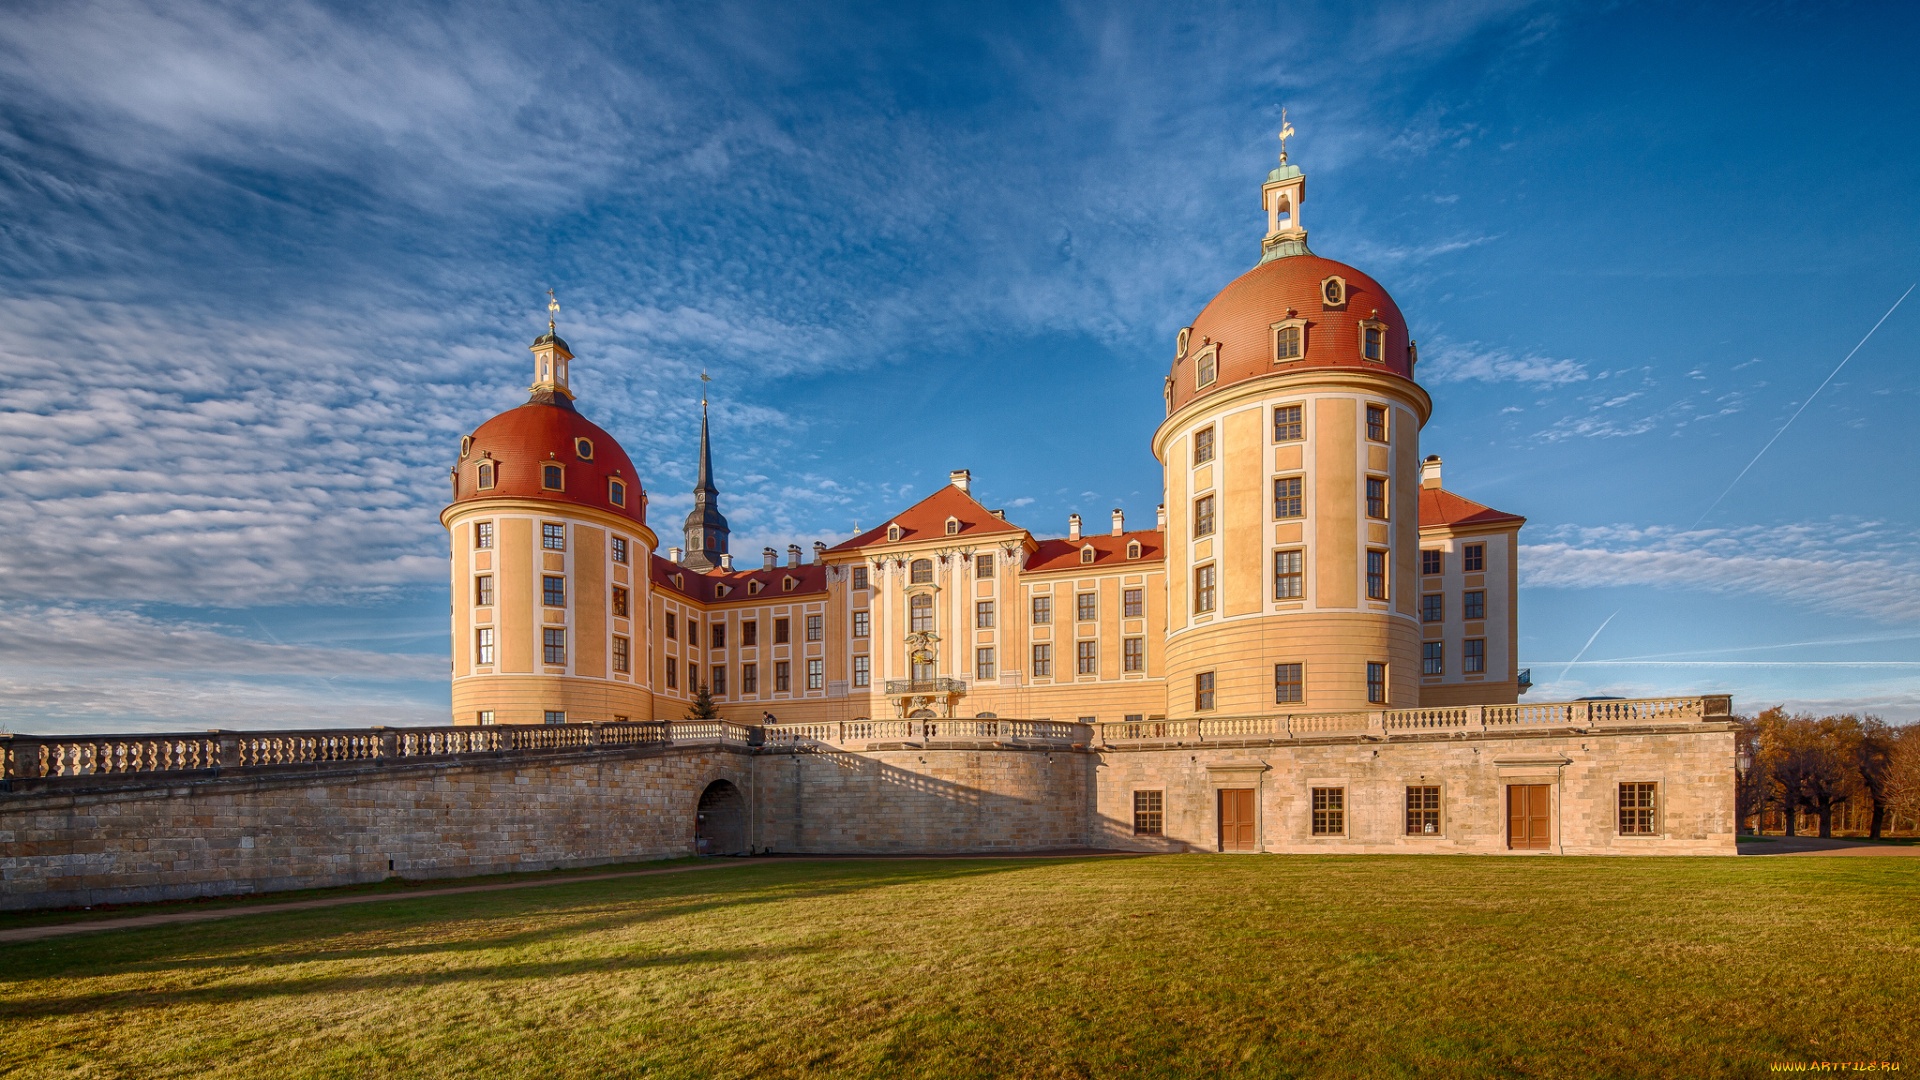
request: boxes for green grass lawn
[2,855,1914,1079]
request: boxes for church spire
[682,372,730,571]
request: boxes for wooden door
[1218,788,1257,851]
[1507,784,1551,850]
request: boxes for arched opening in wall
[695,779,747,856]
[908,708,937,719]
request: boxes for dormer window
[608,478,626,507]
[886,524,902,542]
[783,576,797,591]
[575,437,594,460]
[945,516,960,535]
[460,435,473,458]
[715,585,731,598]
[1126,539,1142,559]
[1359,312,1388,362]
[542,464,564,491]
[1193,343,1219,389]
[477,462,495,490]
[672,573,684,589]
[910,558,933,584]
[1080,545,1095,565]
[1176,326,1192,358]
[1321,276,1348,308]
[748,580,763,595]
[1272,313,1307,362]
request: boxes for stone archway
[695,779,747,856]
[907,708,937,719]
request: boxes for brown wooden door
[1507,784,1552,850]
[1218,788,1257,851]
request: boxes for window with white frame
[976,600,994,628]
[1123,588,1143,617]
[1423,641,1444,676]
[1077,593,1096,621]
[1031,644,1052,677]
[852,655,870,688]
[1076,640,1097,676]
[806,658,823,690]
[1194,564,1216,613]
[975,648,995,679]
[1194,494,1215,537]
[1274,549,1303,600]
[1124,637,1144,673]
[476,627,495,665]
[1274,476,1303,518]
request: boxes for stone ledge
[1097,721,1739,753]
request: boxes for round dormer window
[575,437,594,460]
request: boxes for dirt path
[1738,836,1920,857]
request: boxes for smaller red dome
[1171,253,1412,414]
[452,400,647,526]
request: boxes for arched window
[1276,325,1301,360]
[1176,327,1191,358]
[1080,545,1095,565]
[1363,324,1384,361]
[945,516,960,535]
[575,437,594,460]
[608,478,625,506]
[477,462,495,490]
[910,559,933,584]
[909,593,933,633]
[542,464,564,490]
[1127,540,1141,559]
[460,435,473,458]
[886,524,901,542]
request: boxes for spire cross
[546,288,559,334]
[700,369,711,408]
[1278,108,1295,164]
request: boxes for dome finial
[546,288,560,336]
[1277,108,1294,165]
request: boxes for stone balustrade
[760,717,1090,748]
[1099,695,1732,744]
[0,719,756,788]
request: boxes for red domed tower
[1156,141,1431,716]
[440,304,658,725]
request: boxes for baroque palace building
[442,152,1526,729]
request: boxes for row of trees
[1736,708,1920,838]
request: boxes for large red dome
[451,400,648,526]
[1171,253,1412,414]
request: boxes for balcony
[882,677,968,696]
[1099,695,1732,745]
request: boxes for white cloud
[1420,340,1589,385]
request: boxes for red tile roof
[649,553,827,603]
[827,484,1024,551]
[452,401,648,525]
[1024,530,1164,573]
[1418,487,1525,530]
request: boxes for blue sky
[2,0,1916,733]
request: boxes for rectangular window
[1133,790,1164,836]
[852,611,870,638]
[543,576,565,608]
[975,553,994,577]
[711,665,727,696]
[612,586,629,618]
[1194,426,1215,465]
[542,522,566,550]
[1463,590,1486,621]
[1464,638,1486,674]
[1274,404,1303,441]
[1275,662,1302,704]
[1193,494,1215,537]
[477,710,494,726]
[774,618,790,644]
[711,623,726,650]
[1032,644,1052,678]
[1194,670,1215,711]
[1123,588,1143,618]
[976,600,995,628]
[1031,596,1051,624]
[1077,593,1096,622]
[1276,324,1302,360]
[852,567,869,590]
[1422,593,1443,623]
[1076,640,1097,676]
[611,536,627,564]
[775,660,791,692]
[1312,787,1345,835]
[1194,564,1216,613]
[542,464,564,490]
[1422,641,1444,676]
[1421,549,1442,576]
[476,627,495,665]
[1197,347,1217,387]
[806,658,823,690]
[1406,786,1441,835]
[1124,637,1144,673]
[475,521,494,549]
[613,636,630,674]
[543,627,566,666]
[743,663,759,694]
[666,612,677,641]
[742,620,758,647]
[1274,476,1303,518]
[1366,550,1387,600]
[1367,662,1387,704]
[852,655,870,688]
[975,647,995,679]
[1619,782,1659,835]
[1463,544,1485,573]
[475,575,494,607]
[1273,549,1303,600]
[807,615,823,642]
[544,710,566,725]
[1366,477,1387,519]
[688,621,700,649]
[1364,325,1383,361]
[1366,404,1387,442]
[666,657,678,689]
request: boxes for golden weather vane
[700,368,712,407]
[1278,108,1295,163]
[546,288,560,334]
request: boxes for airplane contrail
[1557,610,1618,685]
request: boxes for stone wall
[0,743,752,911]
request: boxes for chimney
[813,541,827,564]
[1420,455,1443,491]
[719,553,733,571]
[992,509,1006,521]
[1068,513,1082,541]
[668,546,683,563]
[1111,508,1124,536]
[763,546,777,570]
[1155,503,1166,530]
[949,469,971,493]
[787,544,802,567]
